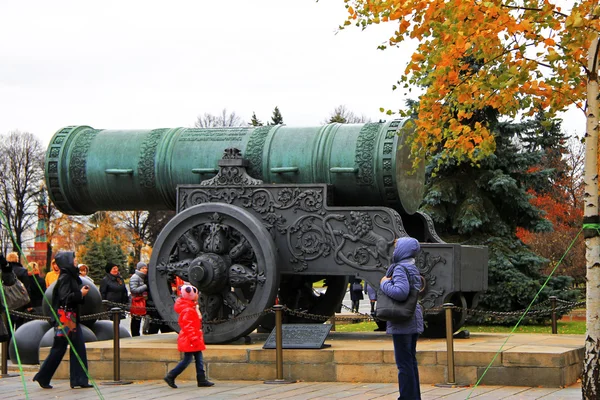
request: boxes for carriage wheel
[149,203,279,344]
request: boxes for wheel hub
[188,253,229,292]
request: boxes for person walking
[45,259,60,287]
[99,262,129,311]
[380,237,424,400]
[350,278,364,313]
[33,251,93,389]
[129,262,148,337]
[164,284,214,389]
[28,262,47,314]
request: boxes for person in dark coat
[7,252,31,327]
[28,261,47,314]
[33,251,92,389]
[380,237,424,400]
[99,262,129,307]
[350,278,364,313]
[0,253,15,342]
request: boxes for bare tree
[195,109,246,128]
[323,105,371,124]
[0,130,45,256]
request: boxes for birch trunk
[582,37,600,400]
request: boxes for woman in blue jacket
[380,237,424,400]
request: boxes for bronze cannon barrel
[45,120,424,215]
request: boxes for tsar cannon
[44,121,488,343]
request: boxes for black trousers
[130,316,142,337]
[35,324,89,386]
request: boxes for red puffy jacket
[174,297,206,352]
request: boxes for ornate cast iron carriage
[44,120,487,343]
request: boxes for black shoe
[197,372,214,387]
[33,376,52,389]
[71,383,94,388]
[164,375,177,388]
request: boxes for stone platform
[37,331,584,387]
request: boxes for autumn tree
[518,135,586,285]
[195,109,245,128]
[342,1,600,395]
[0,130,45,257]
[269,106,284,125]
[422,109,578,325]
[323,105,371,124]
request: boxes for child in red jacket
[164,284,214,388]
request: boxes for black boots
[164,372,214,388]
[164,374,177,388]
[33,374,53,389]
[197,372,214,387]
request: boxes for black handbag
[2,277,30,310]
[375,265,419,323]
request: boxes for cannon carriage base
[148,148,488,343]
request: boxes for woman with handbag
[380,237,424,400]
[129,261,148,336]
[33,251,93,390]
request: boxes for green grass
[332,320,586,334]
[464,321,586,335]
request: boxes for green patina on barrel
[44,120,424,215]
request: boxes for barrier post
[550,296,558,334]
[0,312,18,378]
[435,303,468,388]
[264,305,294,384]
[101,306,132,385]
[329,314,336,332]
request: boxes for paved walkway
[0,372,583,399]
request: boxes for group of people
[3,236,423,398]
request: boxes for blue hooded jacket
[380,237,424,335]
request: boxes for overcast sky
[0,0,585,147]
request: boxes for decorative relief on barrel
[355,123,379,186]
[246,126,271,178]
[69,128,99,187]
[138,128,167,189]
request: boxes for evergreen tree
[269,106,283,125]
[80,234,127,282]
[250,112,263,126]
[421,107,579,324]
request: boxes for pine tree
[269,106,283,125]
[250,112,263,126]
[421,108,579,324]
[80,234,127,282]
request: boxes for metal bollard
[443,303,456,385]
[101,307,132,385]
[435,303,468,388]
[264,305,294,384]
[0,312,18,378]
[550,296,558,334]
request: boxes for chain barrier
[5,298,585,328]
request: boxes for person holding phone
[33,251,93,390]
